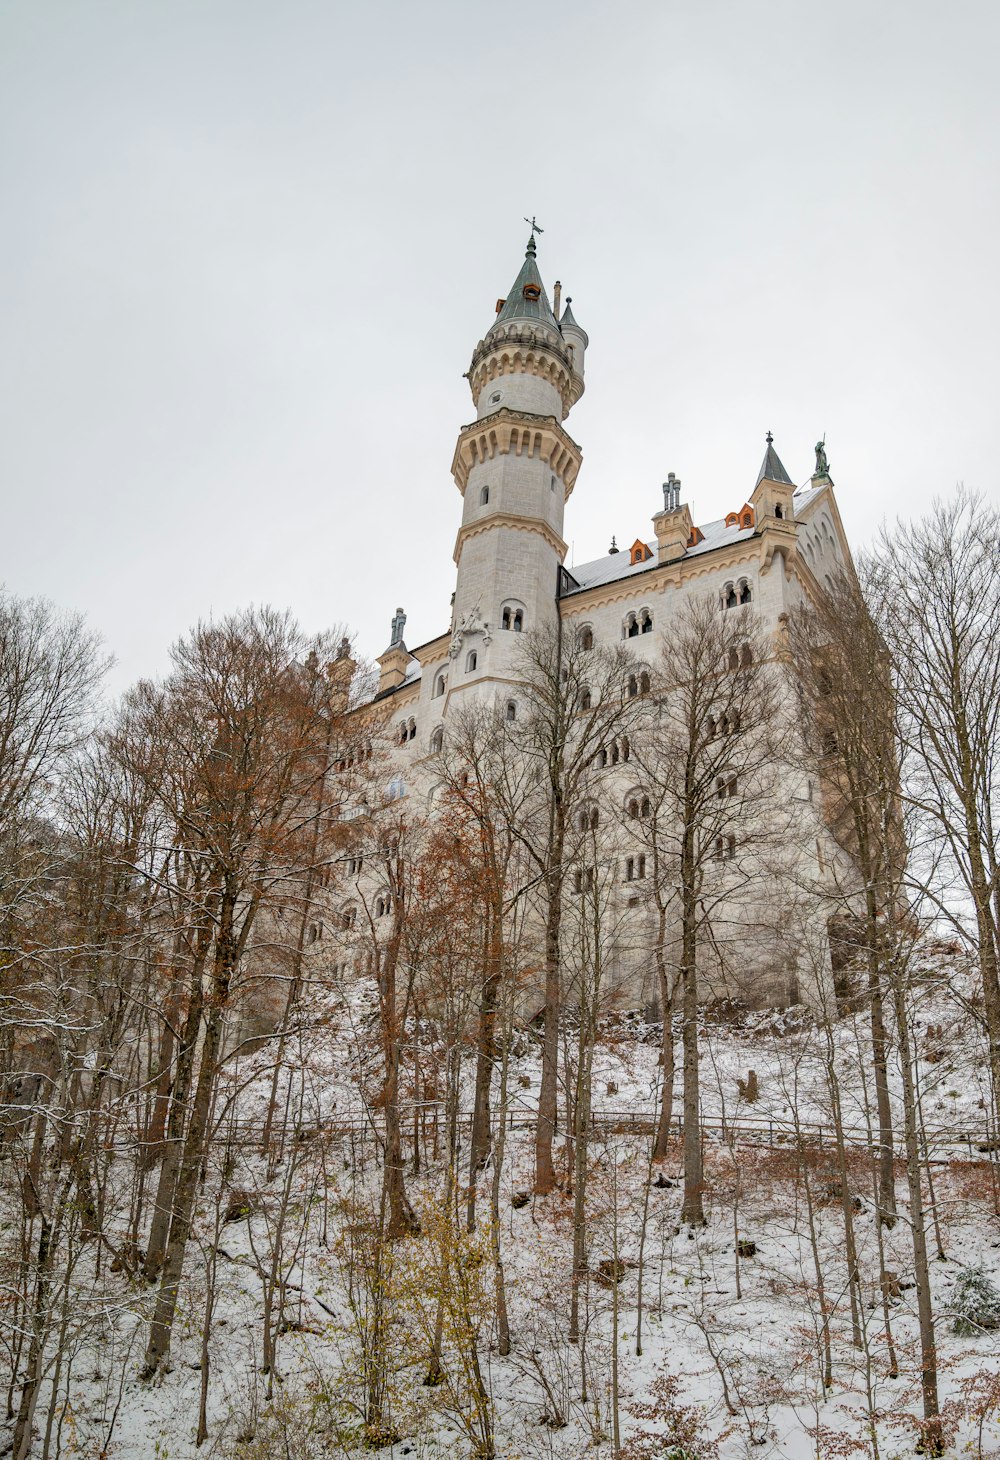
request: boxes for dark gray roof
[490,235,559,333]
[755,434,793,487]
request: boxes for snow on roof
[566,516,756,596]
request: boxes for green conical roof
[490,235,559,332]
[755,433,793,487]
[559,298,588,351]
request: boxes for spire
[756,431,793,487]
[490,233,559,332]
[558,296,588,347]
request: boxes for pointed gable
[756,432,793,486]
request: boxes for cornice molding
[468,331,584,418]
[453,511,568,566]
[450,408,582,497]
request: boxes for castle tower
[447,232,586,689]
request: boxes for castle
[354,229,854,1007]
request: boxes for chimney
[553,280,562,320]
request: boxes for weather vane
[523,216,544,240]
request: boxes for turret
[750,432,796,523]
[468,232,585,423]
[558,298,588,389]
[447,230,587,694]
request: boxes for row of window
[723,580,753,610]
[571,836,739,892]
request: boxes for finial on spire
[766,430,774,446]
[609,536,619,555]
[523,215,544,242]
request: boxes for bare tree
[631,594,782,1222]
[130,608,348,1376]
[787,571,901,1224]
[868,490,1000,1130]
[504,627,641,1194]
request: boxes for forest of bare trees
[1,492,999,1459]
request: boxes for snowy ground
[4,949,1000,1459]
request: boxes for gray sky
[2,0,998,691]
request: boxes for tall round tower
[448,233,586,689]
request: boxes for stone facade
[357,234,857,1009]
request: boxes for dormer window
[523,283,541,301]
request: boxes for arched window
[727,648,739,672]
[774,503,784,519]
[466,650,478,672]
[505,700,516,722]
[501,603,525,632]
[740,509,754,530]
[724,585,738,610]
[375,893,392,919]
[717,774,737,799]
[741,644,752,669]
[398,723,408,746]
[430,726,444,753]
[621,737,631,762]
[625,612,639,639]
[433,671,446,698]
[578,625,594,651]
[640,795,651,818]
[640,608,653,634]
[639,671,650,695]
[578,805,599,832]
[573,867,595,894]
[387,775,406,800]
[408,719,417,741]
[480,485,490,506]
[739,580,752,604]
[579,686,592,711]
[340,905,357,931]
[625,854,647,882]
[707,716,718,739]
[513,610,523,631]
[627,675,638,699]
[595,746,608,769]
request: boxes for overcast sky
[2,0,998,691]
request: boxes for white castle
[357,229,853,1009]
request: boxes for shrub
[952,1266,1000,1336]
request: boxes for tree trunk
[890,962,943,1454]
[653,903,676,1161]
[535,853,564,1195]
[680,877,704,1226]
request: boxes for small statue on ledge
[813,438,831,479]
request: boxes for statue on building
[813,439,830,479]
